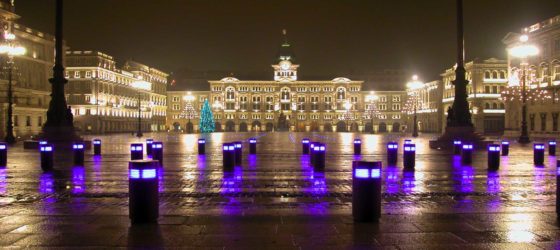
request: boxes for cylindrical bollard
[38,140,47,150]
[40,144,54,171]
[146,139,154,156]
[501,141,509,156]
[302,138,310,154]
[93,139,101,156]
[249,138,257,154]
[129,160,159,224]
[461,143,473,164]
[0,143,7,167]
[534,143,545,165]
[556,160,560,218]
[223,143,235,171]
[453,140,462,155]
[234,141,242,165]
[354,139,362,155]
[403,144,416,169]
[549,140,557,156]
[130,143,144,160]
[313,143,326,171]
[352,161,382,222]
[72,142,85,165]
[487,144,500,170]
[198,139,206,155]
[387,142,398,165]
[309,142,317,167]
[151,142,163,164]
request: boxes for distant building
[0,1,55,139]
[65,51,168,133]
[405,80,443,133]
[503,14,560,138]
[168,31,406,133]
[166,90,209,132]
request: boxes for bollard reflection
[71,166,86,194]
[0,168,6,195]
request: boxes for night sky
[14,0,560,89]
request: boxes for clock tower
[272,29,299,82]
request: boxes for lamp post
[131,79,149,138]
[291,103,298,132]
[0,32,26,144]
[406,75,423,138]
[366,92,378,134]
[508,34,539,144]
[344,100,353,132]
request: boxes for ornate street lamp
[406,75,423,137]
[0,32,26,144]
[132,78,150,137]
[508,34,539,144]
[365,91,379,134]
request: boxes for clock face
[280,60,291,70]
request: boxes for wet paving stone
[0,132,558,248]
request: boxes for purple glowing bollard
[557,161,560,217]
[249,138,257,154]
[151,142,163,164]
[146,139,154,156]
[39,144,54,171]
[501,140,509,156]
[534,143,545,166]
[0,143,7,167]
[549,140,557,156]
[130,143,144,160]
[223,143,236,171]
[72,142,85,165]
[313,143,326,170]
[404,139,412,145]
[234,141,242,165]
[354,139,362,155]
[453,140,462,155]
[309,141,318,167]
[198,139,206,155]
[352,161,382,222]
[487,144,500,170]
[93,139,101,156]
[302,138,310,154]
[387,142,398,165]
[461,143,473,164]
[403,144,416,169]
[128,160,159,224]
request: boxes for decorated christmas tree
[199,99,215,133]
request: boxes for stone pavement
[0,132,559,249]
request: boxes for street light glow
[406,75,423,90]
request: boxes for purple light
[223,145,228,150]
[40,146,53,152]
[370,169,381,178]
[354,139,361,144]
[556,167,560,176]
[146,139,153,144]
[488,145,500,152]
[39,141,47,145]
[130,145,143,151]
[319,146,325,151]
[302,139,310,144]
[72,167,86,194]
[387,142,398,149]
[404,139,412,144]
[129,169,157,179]
[198,139,205,144]
[72,144,84,150]
[234,143,242,148]
[462,144,473,150]
[501,141,509,145]
[453,140,462,145]
[534,144,545,150]
[355,169,369,178]
[549,141,557,146]
[228,145,235,151]
[153,143,163,149]
[0,145,6,150]
[404,146,415,152]
[93,140,101,145]
[249,139,257,143]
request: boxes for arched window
[226,87,235,100]
[499,71,506,79]
[492,71,499,79]
[485,103,490,109]
[484,71,491,79]
[336,87,346,100]
[492,103,498,109]
[499,103,505,109]
[281,88,290,101]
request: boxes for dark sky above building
[14,0,560,89]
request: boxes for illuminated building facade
[65,51,168,133]
[167,90,209,132]
[0,1,55,139]
[440,58,508,134]
[167,32,406,133]
[503,14,560,137]
[405,80,443,133]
